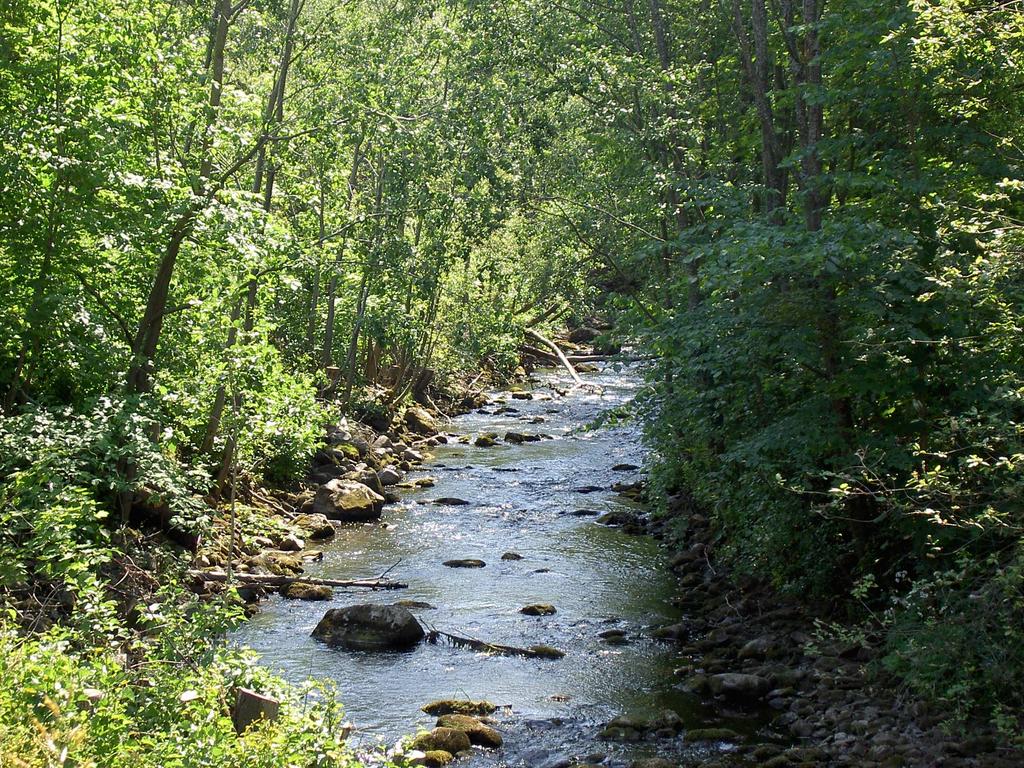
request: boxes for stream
[234,365,736,765]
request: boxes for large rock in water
[312,604,424,650]
[312,479,385,521]
[404,406,438,435]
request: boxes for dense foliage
[2,0,1024,755]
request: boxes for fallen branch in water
[524,329,602,394]
[189,571,408,590]
[425,628,565,659]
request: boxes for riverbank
[636,498,1024,768]
[204,357,1012,768]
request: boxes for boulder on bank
[311,603,424,651]
[404,406,438,435]
[312,479,385,522]
[379,466,403,486]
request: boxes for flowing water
[235,366,733,763]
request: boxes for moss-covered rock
[520,603,557,616]
[409,727,472,754]
[421,751,453,767]
[528,644,565,658]
[422,699,496,716]
[436,714,503,748]
[280,582,332,600]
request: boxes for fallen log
[425,628,565,659]
[189,571,408,590]
[524,329,586,388]
[522,344,646,365]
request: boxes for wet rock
[511,392,533,400]
[433,497,470,506]
[443,559,486,568]
[408,750,452,767]
[536,757,572,768]
[474,434,498,447]
[682,674,710,694]
[311,479,385,522]
[521,603,557,616]
[378,467,403,485]
[404,406,438,435]
[311,603,424,651]
[599,629,628,645]
[403,448,425,463]
[708,673,770,701]
[410,727,472,755]
[396,599,436,609]
[575,485,603,494]
[436,714,503,748]
[648,709,685,735]
[611,463,640,471]
[685,728,741,742]
[281,582,331,600]
[501,551,524,560]
[505,431,542,444]
[528,644,566,659]
[596,510,644,533]
[568,327,599,343]
[600,715,645,742]
[570,509,600,516]
[422,700,497,716]
[652,622,690,641]
[630,759,674,768]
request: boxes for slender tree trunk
[321,137,364,379]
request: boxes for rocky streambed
[233,365,736,762]
[229,363,1021,768]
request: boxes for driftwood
[189,571,408,590]
[524,329,585,387]
[425,628,565,659]
[521,345,631,364]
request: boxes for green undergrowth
[0,593,360,767]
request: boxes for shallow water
[234,366,705,754]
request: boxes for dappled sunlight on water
[233,366,691,746]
